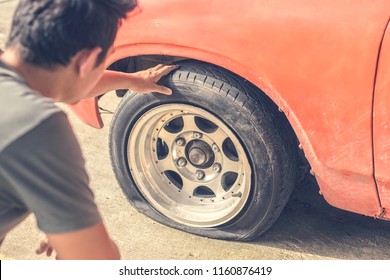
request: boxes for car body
[71,0,390,238]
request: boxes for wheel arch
[107,43,315,171]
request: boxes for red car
[71,0,390,240]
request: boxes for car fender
[72,0,390,218]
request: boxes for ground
[1,0,390,260]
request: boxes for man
[0,0,177,259]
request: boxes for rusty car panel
[72,0,390,221]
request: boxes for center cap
[188,148,207,165]
[185,140,215,168]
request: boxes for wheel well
[107,55,310,180]
[108,55,186,73]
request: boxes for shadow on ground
[252,166,390,260]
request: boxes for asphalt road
[1,0,390,260]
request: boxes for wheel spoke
[182,115,198,131]
[157,127,179,145]
[156,155,177,172]
[206,127,228,148]
[203,179,229,197]
[181,176,201,196]
[222,158,242,173]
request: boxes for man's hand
[35,236,55,258]
[45,223,120,260]
[131,64,179,95]
[88,64,179,99]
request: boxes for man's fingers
[137,64,179,94]
[154,65,179,79]
[151,65,179,94]
[154,85,172,95]
[35,237,55,257]
[35,241,49,254]
[153,64,165,70]
[46,246,54,257]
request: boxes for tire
[109,61,297,241]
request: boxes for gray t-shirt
[0,60,102,241]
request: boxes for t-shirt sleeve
[0,112,102,233]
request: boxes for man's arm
[1,112,116,259]
[87,64,178,98]
[46,223,120,260]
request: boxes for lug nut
[176,138,186,146]
[193,132,203,139]
[213,163,222,173]
[177,157,187,167]
[212,144,219,152]
[196,170,205,180]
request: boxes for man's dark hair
[6,0,137,69]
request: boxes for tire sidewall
[110,79,287,240]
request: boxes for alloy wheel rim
[127,104,251,227]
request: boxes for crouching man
[0,0,176,259]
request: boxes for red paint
[374,20,390,219]
[74,0,390,220]
[69,98,103,129]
